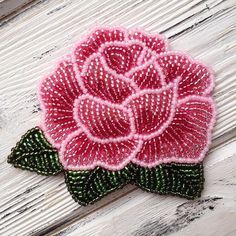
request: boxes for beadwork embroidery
[8,27,216,205]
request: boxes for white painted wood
[0,0,236,235]
[0,0,34,19]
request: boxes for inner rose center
[102,44,143,74]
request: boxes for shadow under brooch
[8,27,216,205]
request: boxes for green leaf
[8,127,63,175]
[65,163,204,205]
[64,165,136,205]
[134,163,204,199]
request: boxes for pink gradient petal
[133,96,216,167]
[123,81,178,139]
[73,95,135,141]
[102,42,143,74]
[138,49,154,65]
[156,52,214,98]
[126,60,165,89]
[79,54,137,103]
[73,27,126,73]
[39,56,82,148]
[128,30,168,55]
[60,130,143,170]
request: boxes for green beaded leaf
[8,127,63,175]
[134,163,204,199]
[65,163,203,205]
[64,165,136,206]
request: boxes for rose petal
[128,30,167,54]
[39,56,82,147]
[124,81,178,139]
[80,55,137,103]
[74,95,134,141]
[157,52,214,98]
[138,49,154,65]
[133,96,215,167]
[60,131,142,170]
[127,60,165,89]
[102,42,143,74]
[73,27,126,72]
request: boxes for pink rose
[39,27,215,171]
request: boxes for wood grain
[0,0,236,235]
[0,0,36,21]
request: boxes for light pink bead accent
[133,96,216,167]
[38,56,82,148]
[38,27,215,171]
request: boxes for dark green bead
[8,127,62,175]
[65,162,204,205]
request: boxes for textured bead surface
[8,27,216,205]
[38,27,215,171]
[8,127,62,175]
[65,162,204,205]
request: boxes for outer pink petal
[79,53,138,103]
[133,96,216,167]
[128,29,168,54]
[38,56,82,148]
[73,27,126,73]
[156,52,214,99]
[101,41,143,74]
[126,59,166,90]
[73,95,135,141]
[60,130,143,171]
[123,80,178,139]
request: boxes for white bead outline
[131,95,216,168]
[59,129,144,171]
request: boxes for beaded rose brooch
[8,27,216,205]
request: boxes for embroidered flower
[39,27,215,172]
[8,27,216,204]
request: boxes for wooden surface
[0,0,35,20]
[0,0,236,235]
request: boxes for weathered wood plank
[0,0,36,20]
[0,0,236,235]
[0,0,31,18]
